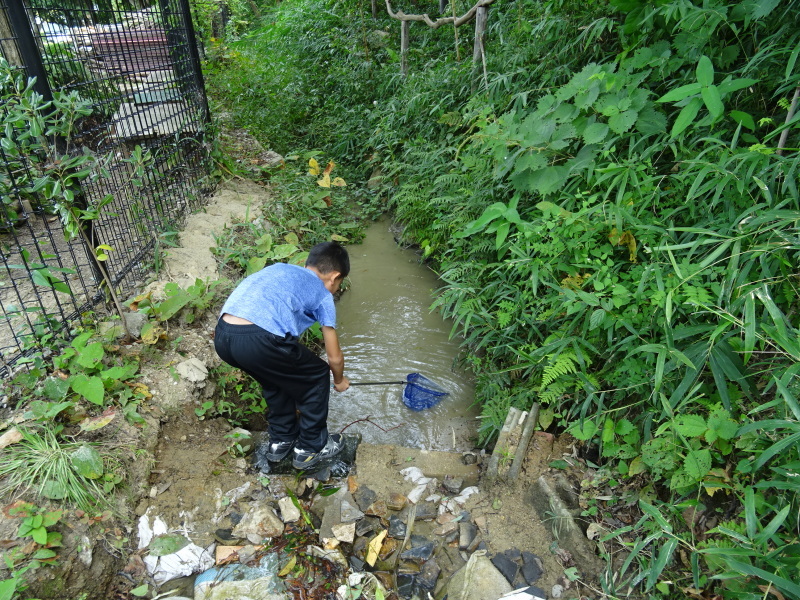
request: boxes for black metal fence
[0,0,212,375]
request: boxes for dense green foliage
[206,0,800,596]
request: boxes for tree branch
[384,0,495,29]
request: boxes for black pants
[214,318,331,452]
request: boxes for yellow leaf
[366,530,387,567]
[317,173,331,188]
[331,234,348,242]
[278,555,296,577]
[308,158,320,176]
[141,321,165,345]
[331,177,346,187]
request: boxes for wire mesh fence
[0,0,212,376]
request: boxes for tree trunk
[472,5,486,64]
[0,8,24,67]
[372,0,378,19]
[400,20,409,76]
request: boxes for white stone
[332,522,356,544]
[278,496,301,523]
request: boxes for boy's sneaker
[292,434,344,470]
[264,439,295,462]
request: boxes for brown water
[325,220,479,451]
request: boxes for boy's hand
[333,376,350,392]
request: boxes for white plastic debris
[138,510,214,584]
[453,486,479,505]
[400,466,432,485]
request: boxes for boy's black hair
[306,242,350,277]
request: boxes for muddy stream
[329,220,478,450]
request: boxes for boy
[214,241,351,469]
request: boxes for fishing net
[402,372,449,411]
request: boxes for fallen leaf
[366,530,387,567]
[278,554,296,577]
[0,427,22,448]
[79,408,116,432]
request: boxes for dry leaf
[278,554,296,577]
[366,530,387,567]
[0,427,23,449]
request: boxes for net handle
[349,381,406,386]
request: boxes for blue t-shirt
[220,263,336,336]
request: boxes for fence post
[178,0,210,123]
[3,0,53,102]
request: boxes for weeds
[0,425,120,512]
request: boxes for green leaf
[32,526,48,545]
[701,85,724,119]
[720,559,800,597]
[648,537,678,590]
[730,110,755,130]
[0,576,20,600]
[608,109,638,134]
[71,444,104,479]
[271,244,298,260]
[589,308,605,330]
[41,479,67,500]
[524,165,569,195]
[131,584,149,597]
[674,414,707,437]
[569,419,597,441]
[582,122,609,144]
[696,56,714,87]
[70,374,105,405]
[42,377,71,401]
[657,83,701,103]
[148,533,190,557]
[671,97,703,137]
[683,449,712,481]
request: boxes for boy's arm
[322,325,350,392]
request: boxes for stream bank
[2,176,600,600]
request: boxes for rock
[397,573,415,598]
[433,522,458,537]
[400,541,435,563]
[388,515,406,539]
[491,552,519,585]
[231,505,284,540]
[443,475,463,494]
[498,587,547,600]
[340,499,365,523]
[332,522,356,543]
[365,500,388,519]
[349,556,365,571]
[356,516,380,537]
[462,452,478,465]
[387,493,407,511]
[306,545,348,570]
[277,497,301,523]
[552,583,564,598]
[414,501,437,521]
[466,532,483,552]
[225,428,254,456]
[459,522,477,550]
[417,558,440,591]
[521,551,543,584]
[446,550,513,600]
[176,357,208,383]
[353,485,378,511]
